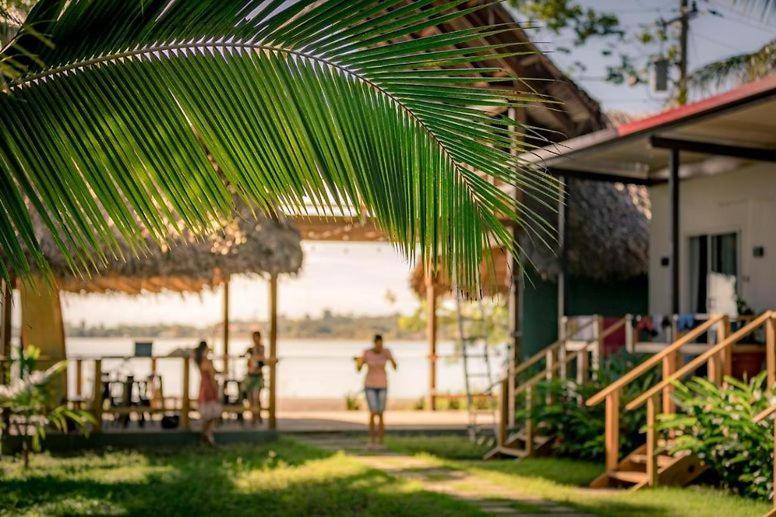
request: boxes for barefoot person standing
[194,340,222,446]
[355,334,397,447]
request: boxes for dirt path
[299,435,591,517]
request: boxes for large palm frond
[0,0,558,293]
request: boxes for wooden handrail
[513,318,597,377]
[627,311,773,411]
[514,318,627,396]
[754,405,776,423]
[586,315,724,407]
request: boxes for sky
[58,0,775,327]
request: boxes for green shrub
[659,373,774,500]
[519,350,659,461]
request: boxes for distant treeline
[66,309,427,340]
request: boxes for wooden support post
[713,315,731,380]
[497,378,508,447]
[181,356,190,430]
[525,384,534,456]
[767,314,776,388]
[426,274,438,411]
[75,359,83,398]
[0,281,13,384]
[576,349,589,386]
[625,314,634,353]
[669,148,681,316]
[151,357,157,376]
[545,349,556,405]
[646,393,659,487]
[707,353,722,386]
[661,352,678,415]
[268,274,278,430]
[92,359,103,433]
[605,390,620,472]
[222,275,230,375]
[593,315,604,375]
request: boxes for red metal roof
[617,74,776,137]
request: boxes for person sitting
[244,331,266,425]
[355,334,397,447]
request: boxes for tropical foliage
[659,373,774,500]
[519,351,659,461]
[0,0,558,293]
[0,346,93,468]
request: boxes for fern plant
[659,373,774,500]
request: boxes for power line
[692,31,750,52]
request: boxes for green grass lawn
[385,436,771,517]
[0,439,481,516]
[0,436,770,516]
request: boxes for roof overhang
[521,75,776,185]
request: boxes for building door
[689,232,738,315]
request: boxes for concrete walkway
[300,435,590,517]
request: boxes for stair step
[608,470,649,485]
[629,454,674,468]
[504,431,552,450]
[495,446,528,458]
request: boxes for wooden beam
[268,274,278,429]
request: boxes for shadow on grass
[0,439,482,516]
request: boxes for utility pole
[677,0,690,105]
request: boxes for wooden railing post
[497,378,508,447]
[593,315,604,375]
[92,359,102,433]
[625,314,634,353]
[525,385,534,456]
[75,359,83,399]
[661,352,678,415]
[718,316,731,378]
[646,392,659,487]
[605,389,620,472]
[576,348,589,386]
[181,356,190,430]
[767,313,776,389]
[559,316,569,379]
[545,348,556,404]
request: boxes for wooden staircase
[587,312,774,491]
[485,316,627,460]
[590,443,706,489]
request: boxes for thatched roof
[34,205,303,294]
[405,4,650,297]
[522,180,650,281]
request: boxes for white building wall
[649,161,776,314]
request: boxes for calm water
[66,337,507,400]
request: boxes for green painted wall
[520,269,648,358]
